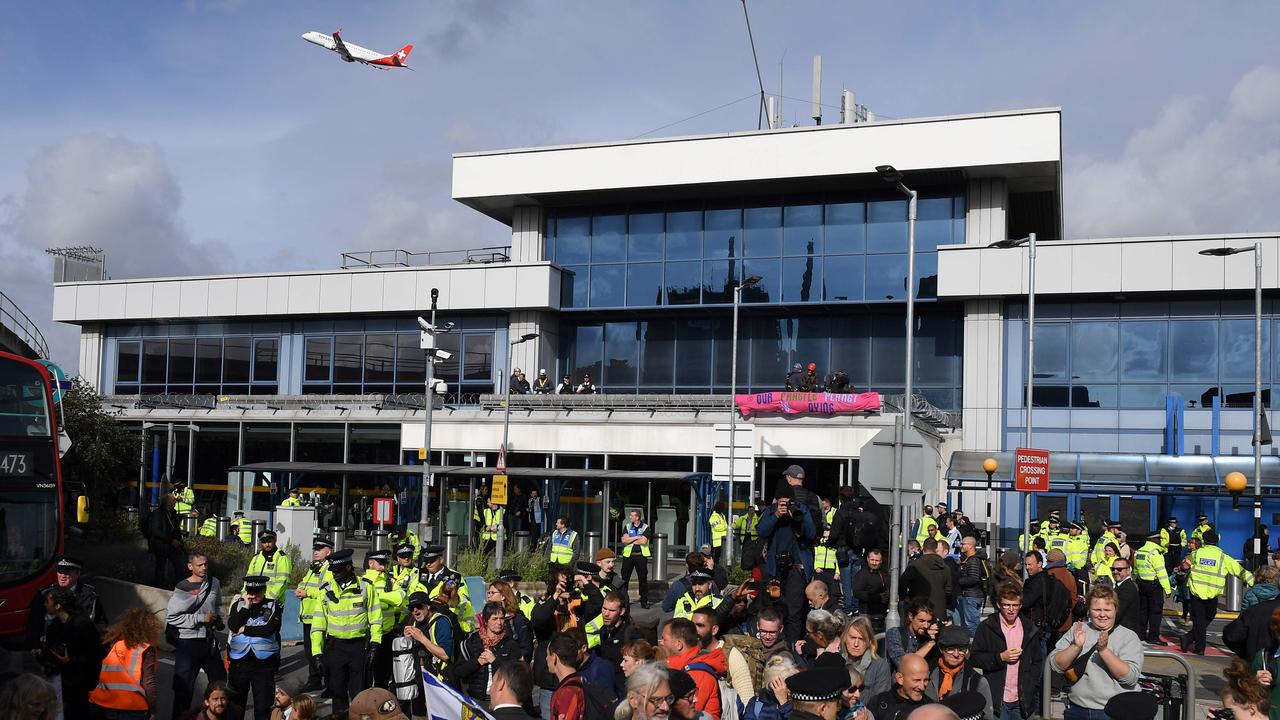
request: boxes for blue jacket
[755,501,817,579]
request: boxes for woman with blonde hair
[286,693,317,720]
[0,673,58,720]
[744,654,799,720]
[89,607,163,719]
[840,617,891,698]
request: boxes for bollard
[653,533,669,580]
[330,526,346,551]
[444,532,459,568]
[251,519,266,552]
[585,531,601,562]
[216,516,230,541]
[1224,574,1244,613]
[514,531,531,554]
[182,515,198,537]
[373,530,389,552]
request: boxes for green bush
[727,565,749,586]
[187,536,253,591]
[285,543,307,586]
[453,541,550,583]
[82,509,140,545]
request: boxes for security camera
[431,349,453,362]
[417,316,433,332]
[431,378,447,395]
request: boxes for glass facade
[560,309,962,407]
[1009,300,1278,409]
[116,334,280,395]
[547,192,965,309]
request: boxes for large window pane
[364,334,395,385]
[712,319,745,387]
[572,325,603,385]
[628,212,663,261]
[333,336,363,384]
[604,322,639,388]
[704,207,741,259]
[665,261,701,305]
[462,334,494,381]
[589,264,625,307]
[915,314,961,385]
[544,216,556,264]
[666,209,701,260]
[117,341,140,383]
[823,255,865,302]
[1120,384,1167,408]
[195,338,222,383]
[795,317,831,377]
[1120,321,1167,381]
[1071,321,1118,381]
[591,213,626,262]
[749,318,786,390]
[640,320,675,387]
[915,252,938,300]
[744,206,781,258]
[168,339,194,385]
[223,337,250,383]
[1221,318,1270,381]
[952,195,966,244]
[562,265,587,308]
[866,199,908,253]
[702,260,734,304]
[825,201,865,255]
[676,319,714,386]
[253,339,278,383]
[433,333,461,384]
[555,215,589,264]
[742,258,780,303]
[870,314,904,386]
[865,254,908,301]
[626,263,663,307]
[831,316,870,389]
[782,256,821,303]
[396,334,424,388]
[142,340,167,384]
[915,197,955,252]
[1073,384,1117,408]
[304,338,331,383]
[783,204,822,256]
[1170,320,1218,381]
[1033,324,1069,381]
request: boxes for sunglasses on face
[409,603,426,611]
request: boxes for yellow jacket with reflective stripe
[622,523,651,558]
[1090,532,1119,565]
[311,574,382,654]
[1191,523,1212,543]
[246,550,293,602]
[281,496,302,507]
[481,508,505,542]
[1133,541,1171,594]
[233,518,253,544]
[198,518,217,537]
[673,591,716,620]
[814,542,839,571]
[425,569,476,633]
[1160,527,1187,551]
[1066,535,1090,570]
[732,514,760,540]
[298,560,333,624]
[1187,545,1254,600]
[915,516,938,544]
[392,563,426,598]
[709,512,728,547]
[361,569,405,634]
[172,488,194,516]
[549,530,578,564]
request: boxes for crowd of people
[509,369,596,395]
[6,462,1277,720]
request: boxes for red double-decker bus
[0,351,66,639]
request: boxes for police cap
[330,549,355,566]
[394,543,415,557]
[313,536,334,550]
[243,575,269,591]
[367,549,390,565]
[258,530,277,541]
[497,569,522,583]
[55,556,85,573]
[420,545,445,561]
[784,666,850,702]
[944,691,988,720]
[574,561,600,576]
[687,569,714,584]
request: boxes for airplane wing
[331,30,356,62]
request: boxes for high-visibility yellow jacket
[1160,527,1187,551]
[1066,535,1090,570]
[172,488,194,516]
[481,508,505,542]
[1187,545,1254,600]
[622,522,651,558]
[246,550,293,603]
[1090,532,1119,565]
[673,591,716,620]
[281,496,302,508]
[298,560,333,625]
[1133,541,1171,594]
[708,512,728,548]
[1191,523,1212,543]
[915,515,938,544]
[198,518,217,537]
[311,574,383,655]
[361,568,405,635]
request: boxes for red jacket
[667,646,727,719]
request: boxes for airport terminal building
[52,107,1280,554]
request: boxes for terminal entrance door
[1034,493,1157,542]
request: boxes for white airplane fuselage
[302,31,388,63]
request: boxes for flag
[422,669,495,720]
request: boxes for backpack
[740,537,766,571]
[431,607,466,662]
[720,634,765,696]
[685,661,730,720]
[1043,576,1072,631]
[570,677,619,720]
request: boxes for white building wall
[965,178,1007,246]
[77,324,104,390]
[511,206,545,263]
[961,299,1005,452]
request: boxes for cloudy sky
[2,2,1279,370]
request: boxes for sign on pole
[492,474,508,505]
[1014,448,1050,492]
[373,497,394,526]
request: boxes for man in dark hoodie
[899,538,952,621]
[955,536,987,639]
[757,480,818,644]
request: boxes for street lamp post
[876,165,916,631]
[498,332,539,567]
[1200,243,1265,563]
[990,233,1037,550]
[727,274,762,566]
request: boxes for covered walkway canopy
[230,461,704,483]
[947,451,1280,497]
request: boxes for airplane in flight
[302,29,413,69]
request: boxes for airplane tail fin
[394,44,413,65]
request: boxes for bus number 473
[0,453,29,476]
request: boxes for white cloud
[1067,64,1280,238]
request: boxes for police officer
[1065,522,1090,579]
[363,549,405,687]
[421,544,475,633]
[198,513,218,538]
[1131,530,1171,644]
[171,480,195,517]
[672,568,718,620]
[391,524,421,562]
[1160,516,1187,576]
[246,530,293,604]
[570,561,605,626]
[547,516,579,567]
[295,536,333,692]
[227,575,283,720]
[1191,515,1212,543]
[311,548,382,717]
[392,543,426,601]
[915,504,939,545]
[481,499,505,555]
[620,509,653,609]
[1181,529,1254,654]
[497,569,536,620]
[708,501,728,564]
[231,510,253,545]
[281,487,303,507]
[26,556,107,646]
[784,659,852,720]
[813,502,840,597]
[1045,517,1070,559]
[1091,519,1122,566]
[1019,520,1042,554]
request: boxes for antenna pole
[739,0,766,130]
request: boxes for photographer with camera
[166,551,227,720]
[757,480,818,646]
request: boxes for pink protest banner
[735,391,882,418]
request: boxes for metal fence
[0,290,49,359]
[340,246,511,269]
